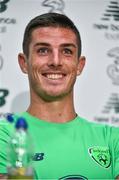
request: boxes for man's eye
[63,48,72,55]
[37,48,49,54]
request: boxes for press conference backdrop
[0,0,119,125]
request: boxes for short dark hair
[23,12,82,58]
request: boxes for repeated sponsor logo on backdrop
[93,0,119,40]
[0,0,12,118]
[0,0,9,13]
[0,45,3,70]
[0,0,65,119]
[102,93,119,114]
[0,0,16,33]
[0,44,9,116]
[107,47,119,85]
[42,0,65,13]
[94,52,119,124]
[94,93,119,125]
[101,1,119,21]
[94,47,119,125]
[93,0,119,125]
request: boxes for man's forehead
[31,26,76,37]
[31,27,77,45]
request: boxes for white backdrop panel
[0,0,119,125]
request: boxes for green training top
[0,112,119,179]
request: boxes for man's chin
[41,91,67,102]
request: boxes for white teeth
[46,74,63,79]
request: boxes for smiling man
[0,13,119,179]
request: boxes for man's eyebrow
[60,43,77,48]
[33,42,77,48]
[34,42,51,47]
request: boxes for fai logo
[59,175,88,180]
[42,0,65,14]
[89,147,111,168]
[101,0,119,21]
[107,47,119,85]
[0,0,10,13]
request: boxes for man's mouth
[42,73,66,80]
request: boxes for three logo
[42,0,65,14]
[107,47,119,85]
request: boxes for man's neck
[27,94,76,123]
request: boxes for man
[0,12,119,179]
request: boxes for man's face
[21,27,85,101]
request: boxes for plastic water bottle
[7,117,33,179]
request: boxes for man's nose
[48,50,62,67]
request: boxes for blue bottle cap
[15,117,28,130]
[6,113,14,123]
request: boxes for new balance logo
[101,0,119,21]
[0,0,10,13]
[33,153,44,161]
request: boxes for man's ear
[77,56,86,76]
[18,53,28,74]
